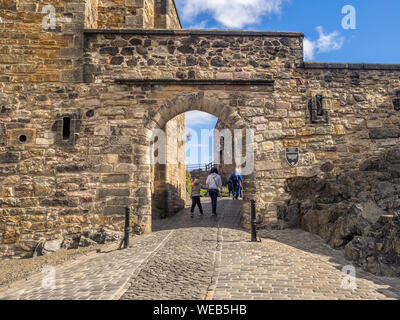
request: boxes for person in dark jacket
[229,170,243,200]
[227,180,234,199]
[190,179,203,218]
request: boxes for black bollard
[251,200,257,242]
[124,207,130,249]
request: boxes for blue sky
[176,0,400,63]
[180,0,400,166]
[185,111,218,166]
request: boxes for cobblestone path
[121,199,240,300]
[1,198,400,300]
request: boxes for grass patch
[200,186,230,198]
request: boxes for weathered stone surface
[82,227,123,244]
[34,238,64,256]
[278,148,400,276]
[78,236,98,248]
[369,128,400,139]
[2,1,400,260]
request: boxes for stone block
[288,118,306,129]
[33,182,53,197]
[60,48,83,58]
[366,120,383,129]
[0,187,13,197]
[276,101,291,109]
[296,128,315,136]
[125,0,144,7]
[255,161,282,171]
[60,68,83,83]
[40,198,79,207]
[104,206,127,215]
[101,174,131,184]
[369,128,400,139]
[334,125,346,135]
[66,3,86,13]
[262,142,274,151]
[126,15,144,28]
[7,129,36,146]
[0,0,16,10]
[98,189,131,198]
[0,152,20,163]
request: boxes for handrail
[186,162,214,172]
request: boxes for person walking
[206,168,222,216]
[229,172,238,199]
[190,179,203,218]
[229,170,243,200]
[236,171,243,199]
[227,179,234,199]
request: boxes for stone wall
[277,148,400,277]
[97,0,181,29]
[154,0,181,29]
[0,0,87,83]
[81,29,305,231]
[85,0,98,28]
[73,29,400,231]
[1,3,400,259]
[152,113,186,217]
[0,1,184,258]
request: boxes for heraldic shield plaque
[286,147,299,167]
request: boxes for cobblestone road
[1,198,400,300]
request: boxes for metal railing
[186,161,214,172]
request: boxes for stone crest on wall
[286,147,299,167]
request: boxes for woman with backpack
[206,168,223,216]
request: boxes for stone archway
[132,92,256,233]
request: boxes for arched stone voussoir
[137,129,153,146]
[201,98,220,117]
[234,119,247,130]
[186,92,205,110]
[140,94,248,148]
[143,118,159,132]
[170,99,188,117]
[218,105,237,126]
[224,112,244,129]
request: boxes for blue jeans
[209,189,219,214]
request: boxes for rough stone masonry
[1,0,400,259]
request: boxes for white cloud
[185,111,218,128]
[176,0,287,29]
[304,26,345,60]
[188,20,208,29]
[303,38,316,60]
